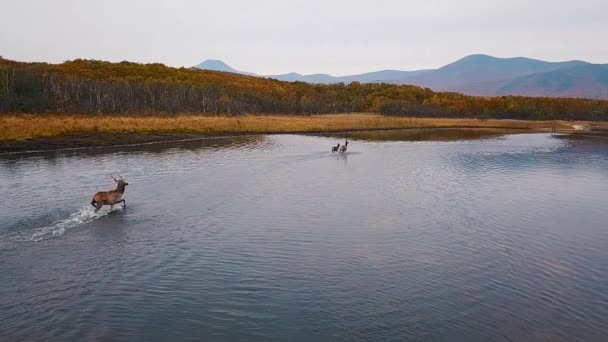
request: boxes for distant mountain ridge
[194,59,256,76]
[402,54,592,89]
[194,55,608,99]
[460,63,608,99]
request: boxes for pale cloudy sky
[1,0,607,75]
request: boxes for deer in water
[332,143,340,153]
[91,175,128,212]
[339,140,349,153]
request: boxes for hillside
[2,57,608,121]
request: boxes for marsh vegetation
[0,114,572,141]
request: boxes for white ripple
[2,205,119,244]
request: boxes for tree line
[1,57,608,121]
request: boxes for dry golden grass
[0,113,581,141]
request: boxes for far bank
[1,113,603,153]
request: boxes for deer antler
[112,175,119,182]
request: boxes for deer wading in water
[340,140,349,153]
[91,175,128,212]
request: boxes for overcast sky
[1,0,607,75]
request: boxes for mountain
[195,59,237,73]
[267,72,336,83]
[401,54,590,89]
[405,55,608,99]
[266,69,432,84]
[458,64,608,99]
[194,55,608,99]
[194,59,255,76]
[337,69,433,83]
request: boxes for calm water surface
[1,132,608,341]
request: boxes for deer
[339,140,349,153]
[91,175,129,212]
[332,143,340,153]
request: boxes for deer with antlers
[91,175,129,212]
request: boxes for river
[1,131,608,341]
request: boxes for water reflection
[321,128,528,142]
[0,135,267,165]
[556,129,608,143]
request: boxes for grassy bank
[0,113,579,141]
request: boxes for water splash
[34,206,124,241]
[2,205,119,244]
[572,124,589,131]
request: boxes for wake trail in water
[1,205,119,244]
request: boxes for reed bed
[0,113,577,141]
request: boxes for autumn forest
[1,57,608,121]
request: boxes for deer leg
[94,202,103,213]
[121,199,126,208]
[110,204,114,210]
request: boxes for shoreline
[0,126,555,154]
[0,114,602,153]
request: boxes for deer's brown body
[91,176,128,212]
[339,140,349,153]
